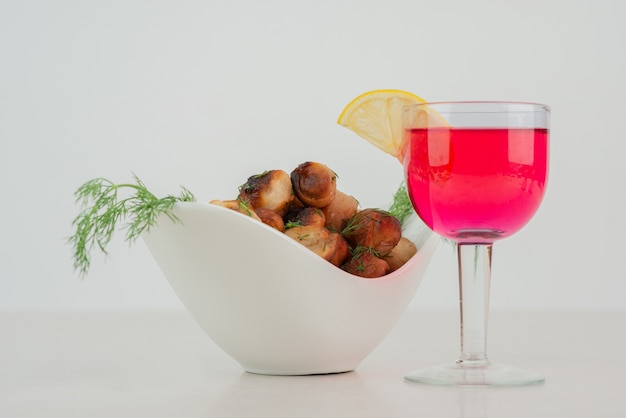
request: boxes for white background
[1,0,624,312]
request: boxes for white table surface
[2,309,624,417]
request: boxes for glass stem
[456,243,492,367]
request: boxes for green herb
[284,220,303,229]
[68,174,195,277]
[237,198,255,217]
[340,214,363,236]
[351,245,382,259]
[388,182,414,226]
[348,246,382,272]
[341,208,390,237]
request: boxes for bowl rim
[165,201,435,283]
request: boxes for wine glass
[402,101,550,387]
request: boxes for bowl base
[244,367,356,376]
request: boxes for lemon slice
[337,89,426,162]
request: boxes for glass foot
[405,362,545,387]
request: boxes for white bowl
[143,202,437,375]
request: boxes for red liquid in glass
[404,127,549,243]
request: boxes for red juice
[404,127,549,243]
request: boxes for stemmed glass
[402,101,550,387]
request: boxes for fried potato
[254,207,285,232]
[321,190,359,233]
[385,237,418,272]
[216,161,417,278]
[343,208,402,255]
[341,250,390,278]
[290,162,337,208]
[209,199,261,221]
[328,232,350,267]
[238,170,294,216]
[286,207,326,228]
[284,225,335,261]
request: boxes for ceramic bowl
[143,202,437,375]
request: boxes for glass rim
[405,101,550,112]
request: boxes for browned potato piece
[290,162,337,208]
[343,208,402,255]
[286,207,326,228]
[341,250,390,278]
[321,190,359,233]
[254,208,285,232]
[328,232,350,267]
[282,197,304,224]
[284,225,335,261]
[238,170,294,216]
[385,237,418,272]
[209,199,261,221]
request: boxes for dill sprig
[68,174,195,277]
[388,182,414,226]
[389,181,454,248]
[284,220,303,229]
